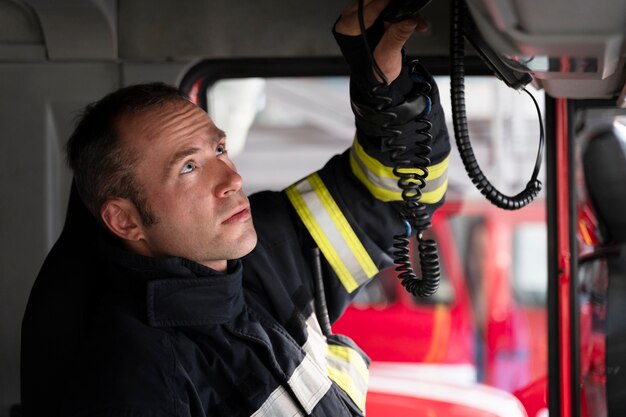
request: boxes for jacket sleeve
[281,24,451,322]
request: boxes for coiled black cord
[450,0,544,210]
[386,76,440,298]
[357,0,440,297]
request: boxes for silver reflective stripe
[287,174,378,292]
[351,147,449,195]
[287,353,332,414]
[349,137,449,204]
[250,352,331,417]
[303,312,369,413]
[422,170,448,194]
[302,312,329,370]
[350,146,402,190]
[251,385,304,417]
[251,313,332,417]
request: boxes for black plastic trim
[178,56,492,111]
[569,99,580,417]
[545,95,561,417]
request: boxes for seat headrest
[64,180,100,237]
[21,181,104,417]
[582,122,626,245]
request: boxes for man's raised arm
[279,0,451,319]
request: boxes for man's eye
[180,162,196,174]
[216,144,226,156]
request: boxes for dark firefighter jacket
[22,24,451,417]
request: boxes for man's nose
[214,160,243,197]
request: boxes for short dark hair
[66,82,189,226]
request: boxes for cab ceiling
[2,0,625,102]
[2,0,450,61]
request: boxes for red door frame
[548,97,580,417]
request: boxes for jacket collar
[99,233,245,327]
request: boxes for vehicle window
[575,113,626,417]
[513,223,548,305]
[207,77,353,194]
[205,73,548,413]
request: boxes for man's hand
[334,0,429,84]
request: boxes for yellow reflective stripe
[308,174,378,280]
[326,345,369,412]
[350,137,449,204]
[327,345,369,382]
[285,173,378,293]
[353,137,449,181]
[302,311,369,412]
[326,368,366,412]
[286,185,356,291]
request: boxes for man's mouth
[223,206,251,224]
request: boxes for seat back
[21,182,105,417]
[582,123,626,245]
[581,122,626,416]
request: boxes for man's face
[116,100,257,271]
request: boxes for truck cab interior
[1,1,625,416]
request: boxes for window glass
[513,223,548,305]
[208,77,353,194]
[206,73,548,415]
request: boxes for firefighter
[22,1,450,416]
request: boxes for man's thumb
[380,18,418,50]
[372,19,418,83]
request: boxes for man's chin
[205,227,257,266]
[237,230,258,258]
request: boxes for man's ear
[100,198,145,242]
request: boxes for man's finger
[372,18,419,82]
[377,17,418,54]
